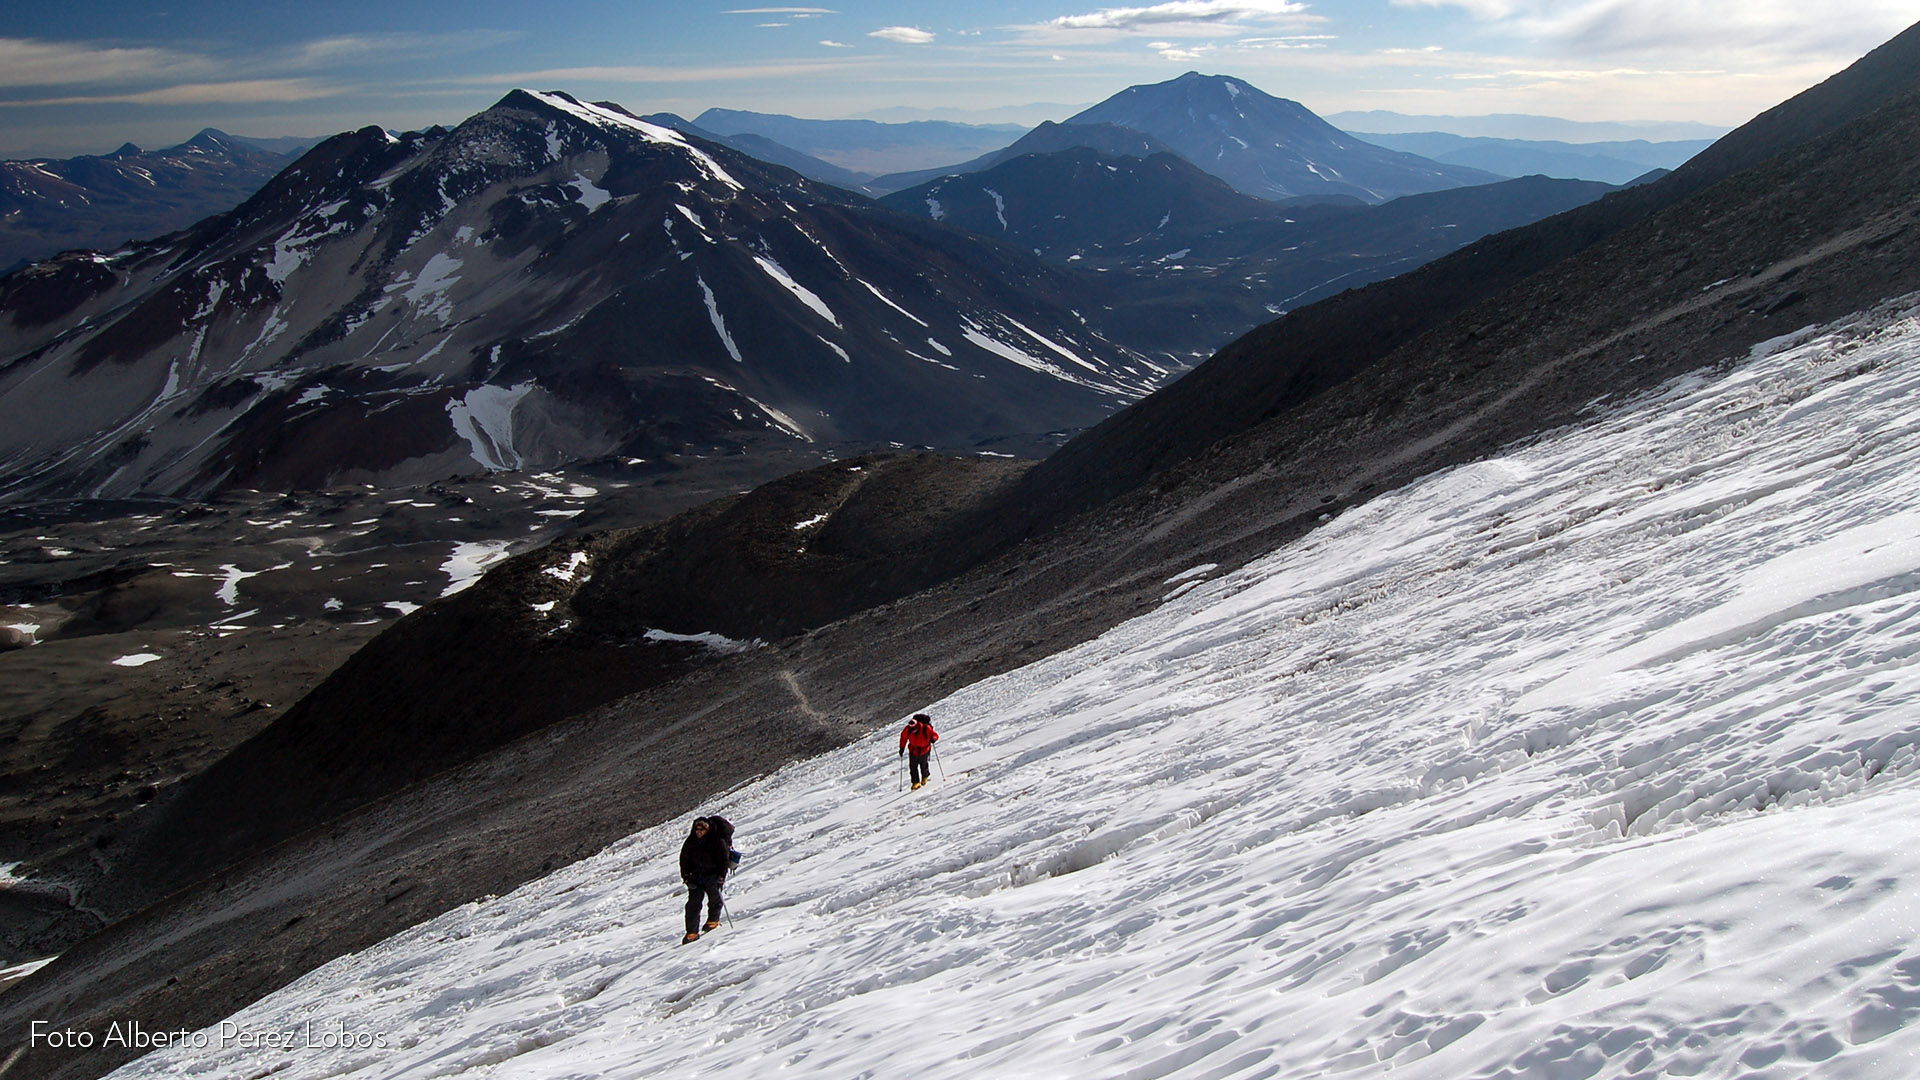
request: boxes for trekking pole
[934,744,946,780]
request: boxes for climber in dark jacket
[679,815,735,943]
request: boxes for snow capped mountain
[106,295,1920,1080]
[0,130,301,273]
[1068,72,1502,203]
[0,90,1163,505]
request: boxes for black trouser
[685,875,724,933]
[908,752,930,784]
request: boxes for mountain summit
[1067,71,1499,202]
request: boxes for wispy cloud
[283,30,521,70]
[869,26,937,44]
[819,40,854,48]
[5,78,336,107]
[0,38,214,87]
[1048,0,1311,32]
[453,59,866,86]
[0,30,520,110]
[1390,0,1914,60]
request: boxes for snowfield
[114,298,1920,1079]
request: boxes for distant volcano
[1067,71,1501,202]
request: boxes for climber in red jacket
[898,713,939,790]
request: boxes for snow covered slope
[110,297,1920,1078]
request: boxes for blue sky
[3,1,1914,157]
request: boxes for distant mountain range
[1350,131,1712,185]
[687,75,1510,202]
[1326,110,1731,143]
[689,109,1027,174]
[0,77,1649,508]
[0,91,1164,505]
[0,131,316,273]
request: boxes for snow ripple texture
[114,300,1920,1078]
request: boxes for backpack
[708,815,741,866]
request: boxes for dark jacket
[680,816,735,884]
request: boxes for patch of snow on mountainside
[753,253,840,328]
[401,253,464,325]
[960,316,1121,394]
[567,173,611,212]
[110,300,1920,1080]
[857,279,927,327]
[440,540,514,597]
[446,382,534,471]
[697,274,744,362]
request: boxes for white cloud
[868,26,937,44]
[5,78,336,108]
[455,59,862,86]
[1049,0,1311,32]
[1390,0,1915,60]
[284,30,520,69]
[0,38,214,87]
[1237,34,1338,48]
[819,39,854,48]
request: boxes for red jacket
[899,719,939,755]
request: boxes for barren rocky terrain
[0,445,827,963]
